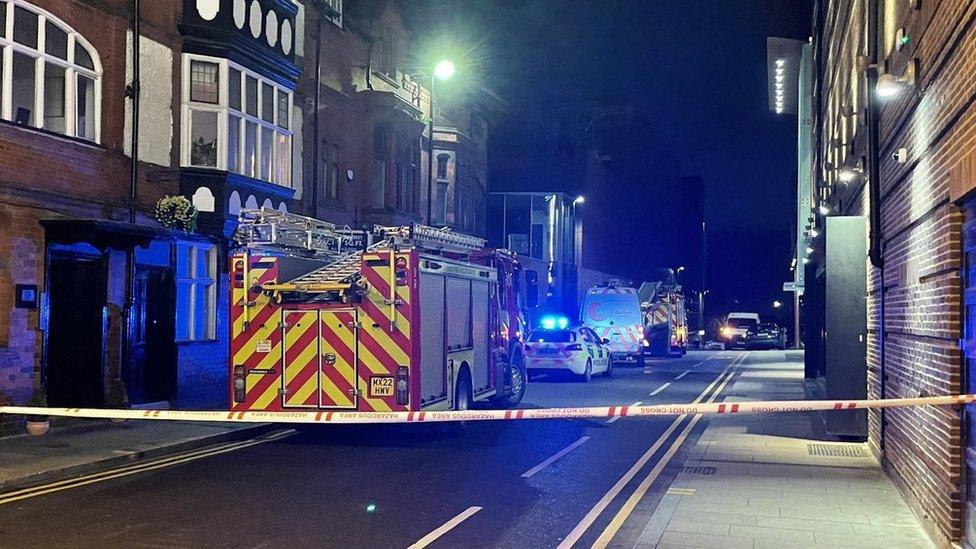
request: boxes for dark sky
[403,0,812,318]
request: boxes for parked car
[525,325,612,382]
[744,322,787,350]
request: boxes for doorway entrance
[129,266,177,404]
[46,252,107,407]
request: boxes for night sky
[403,0,812,320]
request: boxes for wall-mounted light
[838,166,863,183]
[805,246,814,254]
[809,228,820,238]
[877,59,918,98]
[818,204,831,216]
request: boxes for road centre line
[407,506,482,549]
[591,355,742,547]
[607,401,642,424]
[521,436,591,478]
[675,370,691,380]
[0,430,295,506]
[557,353,746,549]
[649,382,671,396]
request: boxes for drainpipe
[866,0,886,448]
[117,0,141,407]
[311,15,322,218]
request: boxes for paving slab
[624,351,934,548]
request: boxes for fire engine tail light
[395,366,409,405]
[233,260,246,289]
[233,365,246,402]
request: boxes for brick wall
[815,0,976,544]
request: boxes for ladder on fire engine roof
[236,208,489,293]
[234,208,366,261]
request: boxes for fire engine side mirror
[525,270,539,309]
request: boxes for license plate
[369,376,395,397]
[537,348,559,356]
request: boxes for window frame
[175,241,217,342]
[0,0,103,142]
[180,53,294,188]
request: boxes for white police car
[525,317,612,382]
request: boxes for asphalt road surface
[0,350,750,549]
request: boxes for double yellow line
[558,352,747,548]
[0,429,295,506]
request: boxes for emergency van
[229,209,527,414]
[581,281,645,367]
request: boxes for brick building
[302,0,496,236]
[796,0,976,544]
[0,0,307,432]
[0,0,498,434]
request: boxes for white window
[0,0,102,141]
[175,242,216,341]
[181,53,293,188]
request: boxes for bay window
[0,0,101,141]
[182,54,293,188]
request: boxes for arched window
[0,0,102,141]
[436,153,450,180]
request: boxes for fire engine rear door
[282,310,320,408]
[318,309,358,408]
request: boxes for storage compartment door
[282,310,319,408]
[319,309,358,409]
[419,273,447,404]
[471,280,490,393]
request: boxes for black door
[129,267,177,404]
[46,255,107,407]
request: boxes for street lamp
[773,300,782,308]
[573,195,585,205]
[425,59,455,225]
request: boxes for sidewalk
[631,351,933,549]
[0,419,267,492]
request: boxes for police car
[525,316,612,381]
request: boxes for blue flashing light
[540,315,569,330]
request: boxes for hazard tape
[2,394,975,425]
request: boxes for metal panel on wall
[824,216,868,438]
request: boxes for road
[0,350,750,548]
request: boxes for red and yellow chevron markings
[230,255,283,412]
[319,310,357,408]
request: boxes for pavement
[0,419,268,492]
[0,351,933,548]
[626,351,933,549]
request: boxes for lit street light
[573,195,585,205]
[773,300,782,308]
[425,59,456,225]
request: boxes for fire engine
[638,281,688,357]
[229,209,527,413]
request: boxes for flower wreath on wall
[154,195,198,233]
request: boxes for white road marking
[606,401,642,424]
[675,370,691,380]
[407,506,482,549]
[649,382,671,396]
[520,436,591,478]
[558,353,746,549]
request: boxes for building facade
[798,0,976,544]
[0,0,497,434]
[302,0,493,235]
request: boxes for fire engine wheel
[500,350,526,408]
[581,360,592,382]
[453,370,472,411]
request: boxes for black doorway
[46,253,107,407]
[129,267,177,404]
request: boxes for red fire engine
[229,209,527,413]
